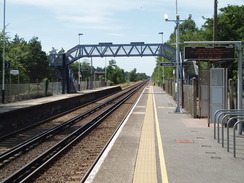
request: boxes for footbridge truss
[50,43,176,66]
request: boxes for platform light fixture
[164,14,168,21]
[130,42,145,44]
[99,42,113,45]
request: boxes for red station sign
[95,72,105,75]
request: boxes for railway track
[0,81,148,182]
[0,84,138,155]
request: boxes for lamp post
[105,57,107,86]
[2,0,6,104]
[164,13,192,113]
[78,33,83,91]
[158,32,164,84]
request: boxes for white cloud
[8,0,152,31]
[8,0,243,32]
[58,15,112,24]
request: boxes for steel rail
[0,83,140,166]
[80,82,147,183]
[2,80,147,183]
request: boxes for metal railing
[213,109,244,158]
[213,109,244,139]
[0,82,62,103]
[233,121,244,157]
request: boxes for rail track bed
[0,81,148,182]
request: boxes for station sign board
[10,70,19,75]
[95,72,105,75]
[81,67,89,71]
[184,46,235,61]
[160,62,176,67]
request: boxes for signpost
[10,70,20,102]
[10,70,19,75]
[81,67,89,71]
[94,72,105,89]
[5,62,10,68]
[160,62,176,67]
[95,72,105,75]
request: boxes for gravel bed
[0,84,145,182]
[0,89,128,155]
[34,85,144,182]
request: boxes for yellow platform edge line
[133,86,157,183]
[152,87,169,183]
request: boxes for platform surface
[85,85,244,183]
[0,86,114,114]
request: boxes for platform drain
[201,145,211,148]
[176,139,194,143]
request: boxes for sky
[0,0,243,76]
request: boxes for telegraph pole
[213,0,218,41]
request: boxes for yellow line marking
[133,87,157,183]
[132,112,146,115]
[153,87,169,183]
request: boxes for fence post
[228,79,235,109]
[192,77,197,118]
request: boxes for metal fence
[0,80,108,104]
[164,78,197,118]
[0,82,62,103]
[164,78,239,119]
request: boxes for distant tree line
[152,5,244,84]
[70,59,149,85]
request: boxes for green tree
[137,73,149,80]
[106,59,126,85]
[201,5,244,79]
[6,35,30,82]
[26,37,51,82]
[129,68,137,82]
[202,5,244,42]
[1,34,56,84]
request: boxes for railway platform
[85,85,244,183]
[0,86,121,136]
[0,86,117,114]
